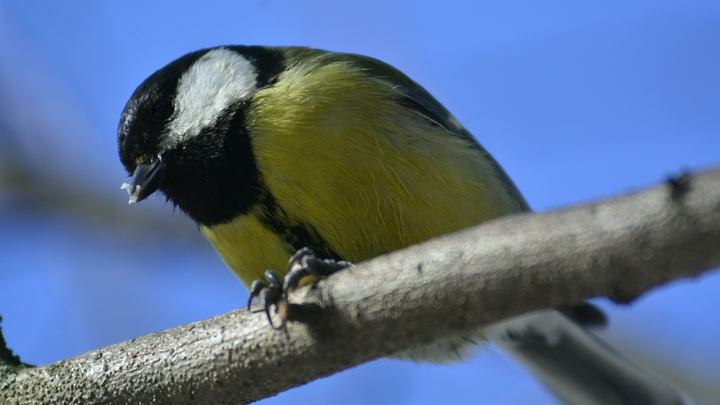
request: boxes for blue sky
[0,1,719,404]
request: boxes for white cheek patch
[160,48,257,150]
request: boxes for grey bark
[1,168,719,405]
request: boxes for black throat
[159,102,262,226]
[159,98,343,262]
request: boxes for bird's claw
[247,247,351,328]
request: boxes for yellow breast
[203,60,524,288]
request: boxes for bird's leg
[247,247,351,328]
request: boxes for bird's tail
[486,309,692,405]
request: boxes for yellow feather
[201,206,292,287]
[203,59,522,287]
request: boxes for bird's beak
[121,155,164,204]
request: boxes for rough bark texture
[2,168,719,405]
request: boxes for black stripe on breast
[255,192,345,262]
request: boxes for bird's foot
[247,247,351,329]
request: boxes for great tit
[118,46,690,405]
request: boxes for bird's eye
[151,99,174,121]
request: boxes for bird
[118,45,691,405]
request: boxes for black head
[117,46,286,225]
[118,49,208,174]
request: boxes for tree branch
[2,168,719,405]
